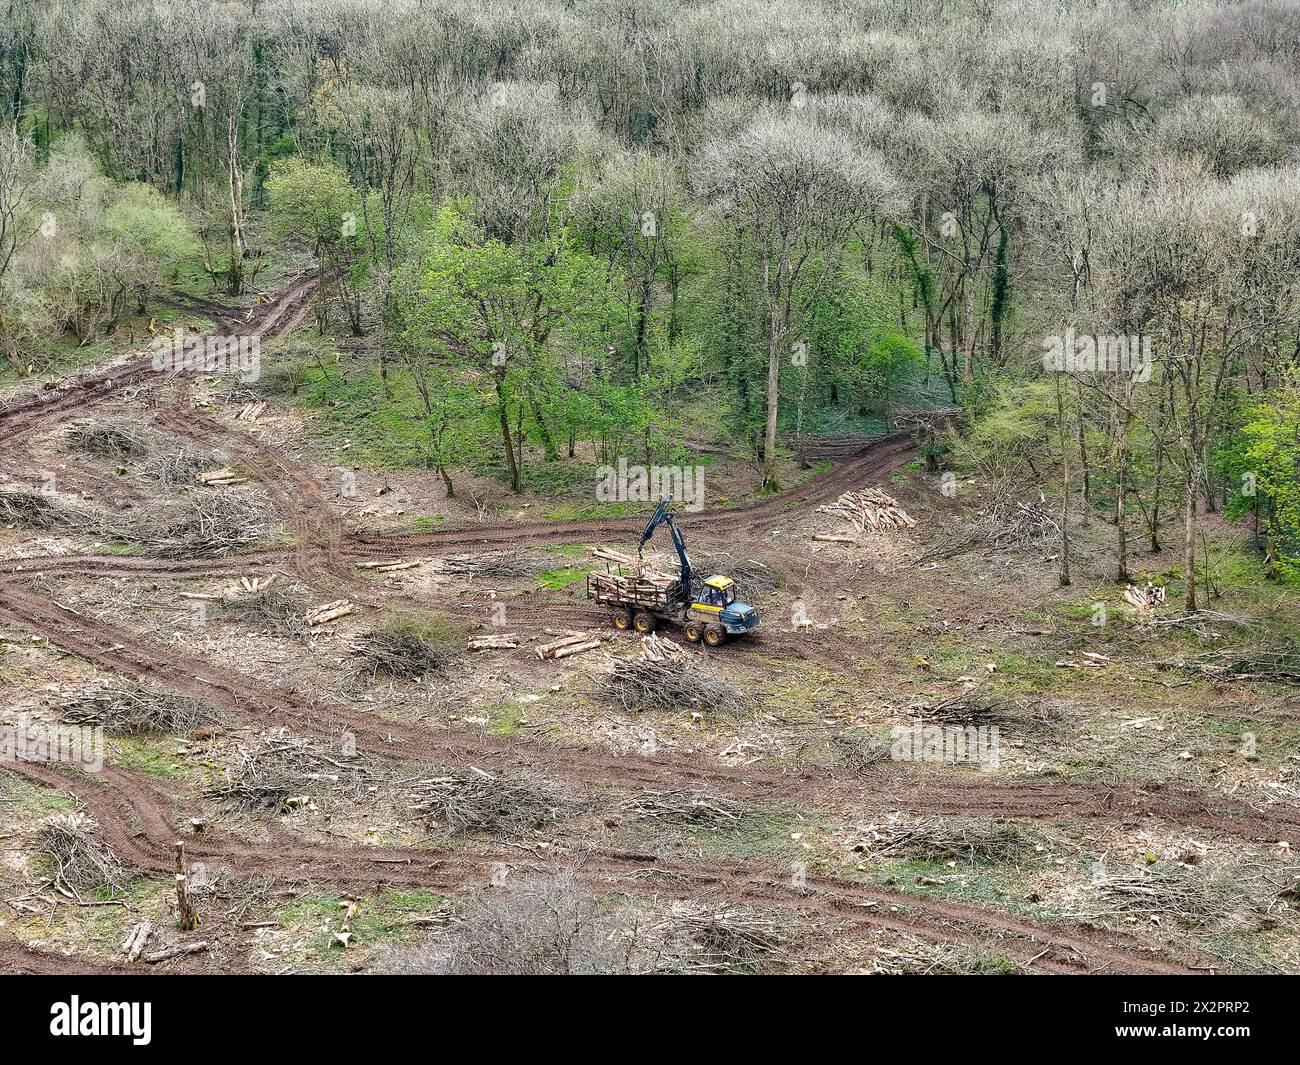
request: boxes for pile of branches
[220,583,311,635]
[205,732,368,813]
[432,553,545,578]
[692,553,778,595]
[0,491,75,530]
[603,657,749,715]
[143,445,221,487]
[654,904,791,975]
[830,730,892,773]
[917,494,1060,563]
[909,689,1009,727]
[620,789,745,828]
[1165,647,1300,686]
[1067,866,1228,926]
[354,615,462,681]
[0,491,120,534]
[37,813,128,898]
[408,766,580,836]
[59,681,213,735]
[66,419,159,462]
[850,817,1027,864]
[141,494,269,556]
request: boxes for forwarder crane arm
[638,495,692,592]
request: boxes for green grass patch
[536,566,590,590]
[113,737,186,779]
[274,889,451,957]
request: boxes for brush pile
[132,493,268,556]
[355,614,462,680]
[908,689,1008,726]
[1165,646,1300,686]
[144,445,220,486]
[603,655,748,714]
[1067,866,1228,926]
[205,732,368,813]
[830,730,892,773]
[849,817,1027,863]
[408,766,579,836]
[917,494,1060,563]
[66,419,158,462]
[37,813,128,898]
[620,789,744,828]
[431,553,545,577]
[220,579,312,635]
[0,490,126,536]
[59,681,213,735]
[654,904,790,974]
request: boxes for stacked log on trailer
[587,565,679,608]
[814,488,915,542]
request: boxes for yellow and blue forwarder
[586,496,761,646]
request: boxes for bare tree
[696,113,899,488]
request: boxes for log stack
[587,568,677,606]
[537,630,601,659]
[195,466,248,487]
[816,488,916,537]
[468,632,519,651]
[306,600,353,626]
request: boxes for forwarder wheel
[633,612,657,634]
[612,609,633,631]
[703,624,726,647]
[684,621,704,643]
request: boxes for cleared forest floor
[1,284,1297,975]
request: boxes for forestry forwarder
[586,495,761,646]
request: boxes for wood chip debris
[306,600,353,626]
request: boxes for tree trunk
[762,313,781,491]
[495,376,521,493]
[1055,376,1071,587]
[1182,465,1198,611]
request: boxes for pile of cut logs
[468,631,519,651]
[356,559,423,573]
[1123,582,1167,610]
[306,599,353,626]
[236,401,267,422]
[179,573,277,602]
[587,568,677,605]
[814,488,915,542]
[640,633,688,664]
[195,466,248,487]
[536,630,602,659]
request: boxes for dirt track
[6,758,1211,975]
[0,279,1279,974]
